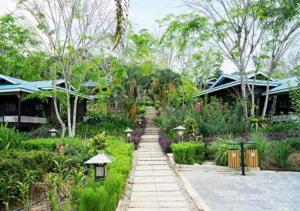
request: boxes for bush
[22,138,86,151]
[159,135,172,153]
[0,150,63,181]
[268,141,293,169]
[154,101,160,110]
[207,136,238,166]
[171,141,205,164]
[159,98,247,138]
[251,132,268,168]
[137,105,147,115]
[285,137,300,151]
[92,132,107,152]
[0,124,25,150]
[130,128,144,149]
[265,122,300,133]
[77,137,133,211]
[76,112,135,137]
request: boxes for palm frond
[113,0,129,49]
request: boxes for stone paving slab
[128,208,189,211]
[128,107,192,211]
[182,170,300,211]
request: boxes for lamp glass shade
[178,130,184,136]
[96,166,104,178]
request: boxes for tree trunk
[240,72,248,117]
[66,84,72,137]
[53,96,66,137]
[262,79,271,116]
[250,71,258,116]
[71,95,79,137]
[262,61,275,116]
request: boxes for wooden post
[17,92,22,130]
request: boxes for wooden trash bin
[228,150,240,168]
[246,149,259,168]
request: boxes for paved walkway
[182,170,300,211]
[128,107,192,211]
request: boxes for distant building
[0,74,90,130]
[195,72,298,120]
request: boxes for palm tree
[151,68,182,108]
[113,0,130,48]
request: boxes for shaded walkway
[128,107,193,211]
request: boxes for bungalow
[195,72,298,119]
[0,74,89,130]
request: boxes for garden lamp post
[228,140,255,176]
[174,125,185,142]
[49,128,58,137]
[138,117,143,128]
[84,152,115,180]
[125,128,133,142]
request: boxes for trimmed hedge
[171,141,205,164]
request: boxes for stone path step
[128,107,192,211]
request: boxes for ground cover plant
[0,126,133,211]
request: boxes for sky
[129,0,185,31]
[0,0,236,73]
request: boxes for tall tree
[184,0,269,117]
[257,0,300,116]
[0,15,49,80]
[17,0,129,137]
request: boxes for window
[36,103,44,111]
[5,103,16,113]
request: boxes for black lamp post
[228,140,255,176]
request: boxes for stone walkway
[128,107,193,211]
[181,170,300,211]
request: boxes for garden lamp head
[84,152,115,180]
[174,125,185,136]
[125,128,133,138]
[49,128,58,137]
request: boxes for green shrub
[251,132,268,168]
[159,98,247,138]
[154,101,160,110]
[0,150,64,181]
[265,122,300,133]
[137,105,147,115]
[269,141,293,169]
[92,132,107,152]
[22,138,86,151]
[207,137,238,166]
[77,137,133,211]
[0,124,25,150]
[285,137,300,151]
[76,113,135,138]
[171,141,205,164]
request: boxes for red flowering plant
[195,102,203,112]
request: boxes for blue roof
[196,72,298,97]
[265,76,298,95]
[0,74,40,92]
[30,79,65,89]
